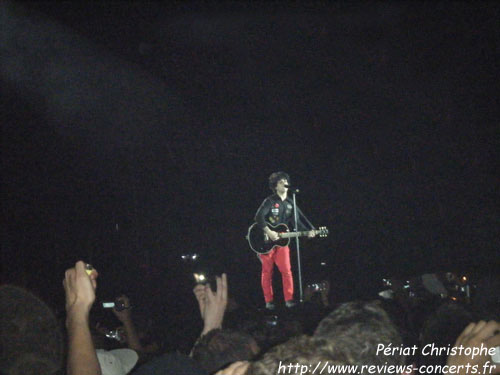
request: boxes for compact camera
[85,263,94,276]
[193,273,208,284]
[102,299,127,311]
[193,272,218,290]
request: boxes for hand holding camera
[63,261,99,315]
[110,295,132,323]
[102,294,143,351]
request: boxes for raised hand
[63,261,98,314]
[268,230,280,242]
[447,320,500,374]
[201,273,227,335]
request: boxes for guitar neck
[280,230,314,239]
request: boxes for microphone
[284,184,300,193]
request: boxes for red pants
[259,245,294,303]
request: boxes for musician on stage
[254,171,315,310]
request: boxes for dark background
[1,2,498,321]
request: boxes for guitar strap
[288,199,316,231]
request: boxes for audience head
[191,328,259,373]
[313,300,406,369]
[418,301,474,369]
[248,335,346,375]
[0,285,63,375]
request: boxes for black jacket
[254,194,310,231]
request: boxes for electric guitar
[246,222,328,254]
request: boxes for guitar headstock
[317,226,329,237]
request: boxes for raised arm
[64,261,101,375]
[191,273,228,355]
[112,295,143,352]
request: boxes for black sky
[1,2,498,307]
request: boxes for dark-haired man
[254,171,315,310]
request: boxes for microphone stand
[291,191,304,303]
